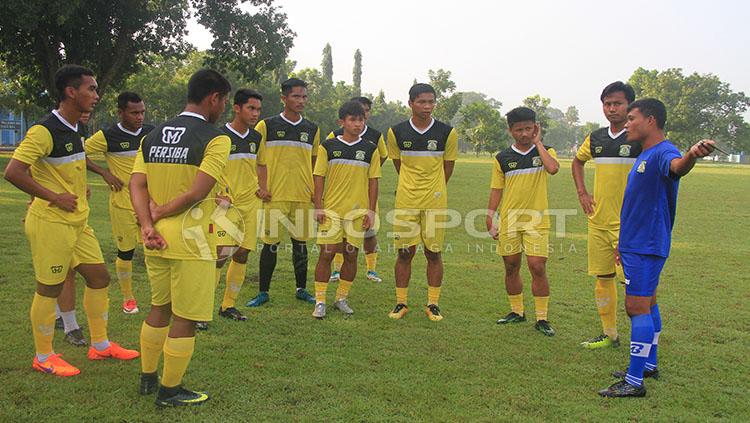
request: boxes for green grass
[0,156,749,422]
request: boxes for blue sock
[646,304,661,371]
[625,313,654,387]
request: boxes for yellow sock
[428,286,441,305]
[221,261,247,309]
[83,286,109,344]
[161,336,195,388]
[595,277,618,339]
[508,293,524,315]
[396,287,408,305]
[139,322,169,373]
[365,252,377,272]
[314,281,328,304]
[30,293,56,356]
[215,268,222,289]
[335,279,353,301]
[115,258,134,300]
[333,254,344,272]
[534,296,549,321]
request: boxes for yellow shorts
[498,229,549,257]
[587,226,623,277]
[24,213,104,285]
[317,213,366,249]
[109,203,140,252]
[215,198,262,251]
[262,200,313,244]
[392,209,447,252]
[144,255,215,321]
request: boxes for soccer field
[0,156,748,421]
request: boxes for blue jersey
[619,140,682,258]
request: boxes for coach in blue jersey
[599,98,716,398]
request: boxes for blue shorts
[620,252,667,296]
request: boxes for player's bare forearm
[86,157,107,176]
[571,157,588,194]
[151,171,217,220]
[670,139,716,177]
[257,164,269,191]
[392,159,401,174]
[536,143,559,174]
[313,175,325,210]
[129,172,153,227]
[486,188,503,219]
[4,158,58,202]
[311,155,317,169]
[368,178,378,213]
[444,160,455,183]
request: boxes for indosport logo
[180,197,248,259]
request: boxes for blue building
[0,108,26,147]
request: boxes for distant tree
[321,43,334,83]
[522,95,552,132]
[369,90,409,131]
[457,101,508,155]
[428,68,461,123]
[352,49,362,96]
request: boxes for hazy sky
[186,0,749,124]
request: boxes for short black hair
[55,65,95,101]
[350,96,372,109]
[234,88,263,106]
[281,78,307,96]
[117,91,143,110]
[409,83,436,101]
[628,98,667,129]
[187,69,231,104]
[506,107,536,127]
[600,81,636,104]
[338,100,366,120]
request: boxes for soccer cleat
[534,320,555,336]
[296,289,316,304]
[64,328,88,347]
[32,354,80,377]
[219,307,247,321]
[329,270,340,282]
[333,299,354,315]
[366,270,382,283]
[581,334,620,349]
[87,342,140,361]
[598,380,646,398]
[155,385,210,407]
[196,322,208,331]
[139,372,159,395]
[388,303,409,320]
[123,299,139,314]
[612,368,660,380]
[312,302,326,319]
[55,316,64,330]
[496,312,526,324]
[246,292,269,307]
[425,304,443,321]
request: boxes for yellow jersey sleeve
[444,128,458,160]
[313,145,328,177]
[12,125,52,165]
[255,120,268,166]
[326,131,335,140]
[548,147,558,161]
[575,135,592,162]
[312,128,321,156]
[386,128,400,160]
[84,130,108,155]
[377,135,388,160]
[132,147,146,174]
[198,135,231,182]
[490,159,505,189]
[369,150,382,178]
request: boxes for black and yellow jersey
[255,113,320,202]
[327,125,388,162]
[133,112,230,260]
[491,144,558,233]
[576,127,641,229]
[13,110,89,225]
[221,122,262,205]
[387,118,458,209]
[84,123,154,210]
[314,136,381,218]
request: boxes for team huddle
[3,64,717,406]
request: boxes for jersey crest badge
[300,132,309,142]
[427,140,438,151]
[231,144,237,152]
[355,150,365,161]
[65,143,73,152]
[120,142,129,149]
[403,141,412,149]
[276,130,285,138]
[637,160,646,173]
[532,156,542,167]
[509,162,517,169]
[595,146,603,154]
[333,150,342,158]
[619,144,631,157]
[250,143,256,153]
[162,126,186,144]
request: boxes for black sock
[258,243,278,292]
[291,239,308,290]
